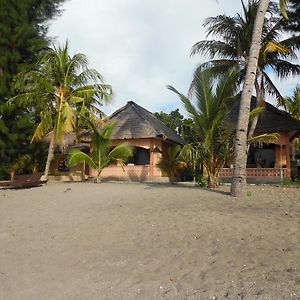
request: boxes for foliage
[0,0,65,101]
[155,144,186,184]
[248,133,280,146]
[191,0,300,107]
[69,120,132,183]
[279,86,300,158]
[168,69,238,188]
[284,0,300,32]
[0,0,65,179]
[7,154,31,180]
[154,109,194,143]
[154,109,184,134]
[9,42,112,178]
[179,143,202,182]
[196,174,208,187]
[280,86,300,119]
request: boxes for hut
[220,97,300,183]
[88,101,183,181]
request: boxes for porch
[220,167,289,183]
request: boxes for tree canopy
[0,0,66,179]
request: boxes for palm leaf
[69,148,97,169]
[248,133,280,145]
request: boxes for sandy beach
[0,182,299,299]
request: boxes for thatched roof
[44,130,90,152]
[109,101,183,144]
[229,96,300,136]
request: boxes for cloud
[49,0,299,115]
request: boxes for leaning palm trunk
[230,0,270,197]
[43,131,56,180]
[43,130,55,180]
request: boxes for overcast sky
[48,0,299,115]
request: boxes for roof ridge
[109,102,130,119]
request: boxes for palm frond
[248,133,280,146]
[69,148,97,169]
[107,143,132,162]
[249,106,265,120]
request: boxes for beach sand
[0,182,299,299]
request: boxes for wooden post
[286,141,291,178]
[149,140,154,178]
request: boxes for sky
[48,0,299,115]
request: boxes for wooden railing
[90,165,150,179]
[220,168,288,178]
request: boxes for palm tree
[196,0,296,195]
[231,0,292,197]
[191,0,299,128]
[9,42,112,179]
[168,70,238,188]
[68,120,132,183]
[284,0,300,32]
[280,87,300,159]
[154,145,186,184]
[179,143,201,183]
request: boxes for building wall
[89,138,173,180]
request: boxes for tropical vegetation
[230,0,298,197]
[280,87,300,159]
[192,0,300,196]
[154,144,186,184]
[0,0,66,179]
[68,120,132,183]
[9,43,112,179]
[168,70,238,187]
[191,0,300,139]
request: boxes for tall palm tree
[191,0,299,124]
[196,0,296,196]
[231,0,294,196]
[168,70,238,187]
[9,42,112,179]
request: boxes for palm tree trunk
[248,78,263,141]
[230,0,270,197]
[43,131,56,180]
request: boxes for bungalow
[220,97,300,183]
[88,101,183,181]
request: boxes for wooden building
[89,101,183,181]
[220,97,300,183]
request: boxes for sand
[0,182,299,300]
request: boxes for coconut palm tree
[191,0,300,128]
[231,0,293,196]
[9,42,112,179]
[168,69,238,187]
[199,0,295,195]
[68,120,132,183]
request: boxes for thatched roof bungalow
[221,97,300,182]
[88,101,183,181]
